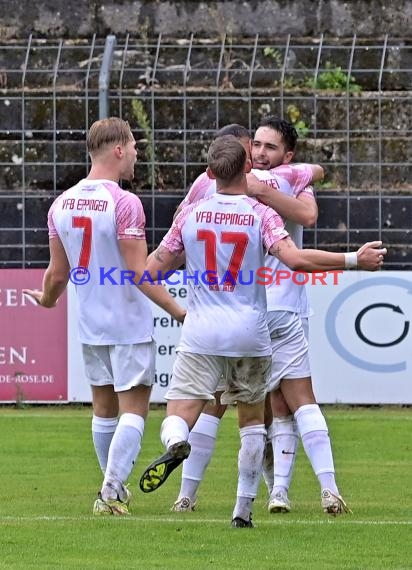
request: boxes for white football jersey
[161,193,289,357]
[256,165,314,316]
[48,179,153,345]
[180,171,216,206]
[182,164,316,316]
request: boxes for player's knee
[239,424,266,439]
[294,403,328,437]
[270,390,291,417]
[202,403,227,419]
[273,415,298,437]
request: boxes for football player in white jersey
[138,135,385,527]
[171,119,386,517]
[23,117,185,516]
[249,116,350,515]
[170,122,323,514]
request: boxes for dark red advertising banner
[0,269,68,402]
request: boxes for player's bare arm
[23,237,70,308]
[146,245,182,278]
[153,245,171,264]
[147,249,186,271]
[119,240,185,322]
[282,163,324,181]
[246,173,318,227]
[269,236,387,272]
[296,191,318,227]
[309,164,324,182]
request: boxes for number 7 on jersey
[72,216,92,269]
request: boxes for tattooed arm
[146,207,187,280]
[145,245,184,281]
[147,249,186,270]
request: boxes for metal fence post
[99,34,117,119]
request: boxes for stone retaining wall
[0,0,411,39]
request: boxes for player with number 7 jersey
[48,178,154,344]
[25,118,186,518]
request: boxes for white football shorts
[166,351,271,405]
[82,340,156,392]
[267,310,311,391]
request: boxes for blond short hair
[87,117,133,154]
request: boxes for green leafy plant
[306,61,362,92]
[264,48,301,89]
[317,180,334,189]
[132,99,160,188]
[282,76,298,89]
[263,47,283,67]
[286,104,309,138]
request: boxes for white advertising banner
[67,280,187,403]
[307,271,412,404]
[68,271,412,404]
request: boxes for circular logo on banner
[325,277,412,373]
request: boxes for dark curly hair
[254,116,298,152]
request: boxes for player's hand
[356,241,387,271]
[22,289,57,308]
[245,173,263,197]
[173,308,186,323]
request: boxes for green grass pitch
[1,406,411,569]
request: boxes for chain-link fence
[0,34,411,267]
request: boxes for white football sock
[92,415,118,474]
[178,413,220,501]
[295,404,339,494]
[232,424,266,521]
[101,413,144,501]
[271,415,298,495]
[160,415,190,450]
[262,421,274,494]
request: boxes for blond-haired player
[24,117,185,515]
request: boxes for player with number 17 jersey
[182,164,315,315]
[161,193,289,357]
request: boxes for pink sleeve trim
[271,164,313,193]
[48,194,65,238]
[248,198,289,249]
[110,185,146,240]
[182,172,213,206]
[161,201,200,254]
